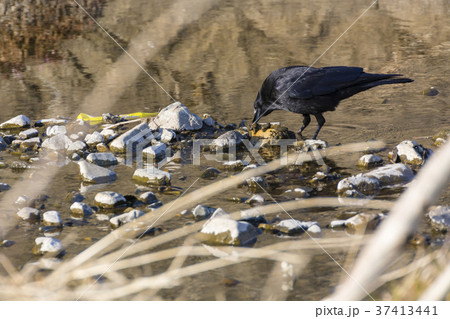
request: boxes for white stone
[17,207,40,220]
[301,139,328,151]
[78,160,117,183]
[110,209,146,228]
[94,191,126,208]
[245,194,265,204]
[222,160,248,170]
[395,140,425,163]
[70,202,94,216]
[85,131,104,146]
[337,174,380,195]
[34,237,63,255]
[86,152,118,166]
[0,115,30,129]
[132,167,171,185]
[138,191,158,204]
[365,163,414,186]
[19,137,41,149]
[109,122,152,153]
[19,128,39,139]
[143,143,167,159]
[211,130,243,149]
[100,128,118,142]
[150,102,203,131]
[160,129,176,143]
[42,134,73,150]
[67,140,87,154]
[43,211,62,226]
[329,220,346,228]
[277,219,320,233]
[428,206,450,231]
[200,211,258,246]
[46,125,67,137]
[358,154,383,167]
[192,204,215,219]
[35,118,68,126]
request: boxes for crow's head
[252,91,272,124]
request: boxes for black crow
[252,66,413,139]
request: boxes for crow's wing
[287,66,364,99]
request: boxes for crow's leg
[297,114,311,137]
[312,113,326,139]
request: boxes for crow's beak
[252,108,261,124]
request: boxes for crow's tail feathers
[340,75,413,100]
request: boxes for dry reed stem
[45,141,384,285]
[328,140,450,300]
[70,197,386,282]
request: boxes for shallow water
[0,0,449,300]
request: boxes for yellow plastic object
[76,112,158,124]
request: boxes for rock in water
[0,136,7,151]
[42,134,73,151]
[42,211,63,227]
[17,207,40,221]
[132,167,171,186]
[211,130,244,150]
[192,204,216,220]
[19,128,39,139]
[46,125,67,137]
[0,115,30,129]
[109,122,152,153]
[70,202,94,217]
[86,152,118,166]
[110,209,146,228]
[197,210,259,246]
[33,237,64,256]
[0,183,10,192]
[142,143,167,159]
[428,206,450,231]
[78,160,117,184]
[390,140,432,166]
[260,219,321,235]
[94,191,127,209]
[337,163,414,197]
[138,191,158,204]
[358,154,383,169]
[365,163,414,186]
[149,102,203,131]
